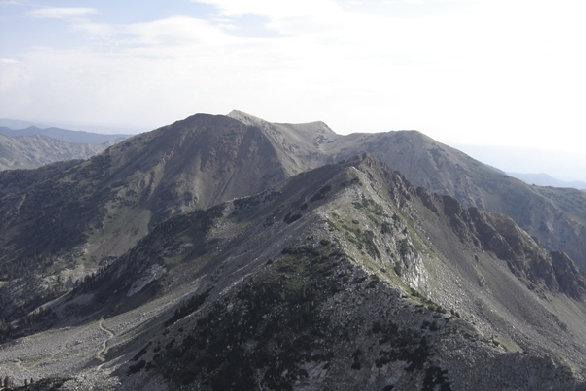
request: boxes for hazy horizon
[1,0,585,180]
[2,111,585,184]
[456,144,586,184]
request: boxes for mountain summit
[0,112,584,389]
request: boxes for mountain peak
[226,109,266,126]
[2,111,586,389]
[227,109,336,136]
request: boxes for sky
[0,0,585,180]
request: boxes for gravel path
[97,317,115,363]
[0,282,199,387]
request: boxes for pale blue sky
[1,0,585,180]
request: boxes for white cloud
[28,7,112,39]
[2,0,586,174]
[192,0,349,36]
[0,58,32,112]
[125,16,234,47]
[0,58,19,64]
[193,0,342,19]
[72,21,113,37]
[29,7,97,19]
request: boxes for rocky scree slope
[10,154,584,390]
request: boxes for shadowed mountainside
[0,114,289,319]
[0,109,585,389]
[1,154,583,390]
[1,111,585,323]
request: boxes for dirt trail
[96,318,115,363]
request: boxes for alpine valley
[0,111,585,390]
[0,126,129,171]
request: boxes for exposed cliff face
[423,192,585,298]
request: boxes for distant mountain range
[0,126,130,144]
[455,144,586,189]
[0,111,584,389]
[0,125,130,171]
[0,133,116,171]
[0,118,42,129]
[510,172,586,190]
[0,117,135,137]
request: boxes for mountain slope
[0,126,129,144]
[92,155,586,388]
[2,111,585,323]
[323,129,586,273]
[0,114,292,319]
[227,110,339,175]
[0,133,114,171]
[0,159,80,198]
[1,155,583,390]
[225,112,586,273]
[0,113,286,261]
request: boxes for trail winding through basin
[96,318,115,363]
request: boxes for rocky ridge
[0,112,585,390]
[227,112,586,274]
[1,154,583,390]
[1,112,585,318]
